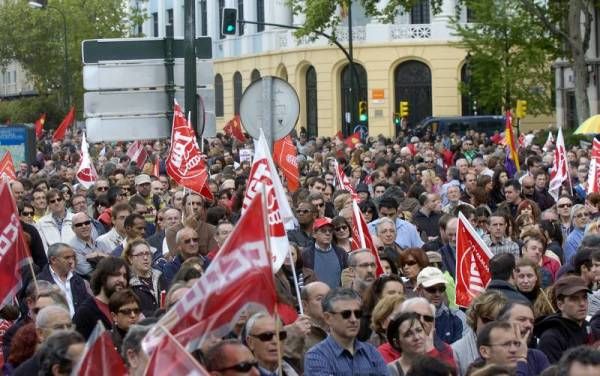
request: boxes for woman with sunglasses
[564,204,591,264]
[398,248,430,294]
[331,216,352,253]
[108,289,142,353]
[122,239,168,317]
[359,200,379,223]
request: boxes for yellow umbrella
[574,114,600,134]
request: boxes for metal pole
[347,0,357,138]
[165,24,175,126]
[48,6,69,108]
[184,0,198,136]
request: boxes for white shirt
[49,266,75,317]
[96,228,124,254]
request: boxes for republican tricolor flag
[455,212,493,308]
[504,110,520,177]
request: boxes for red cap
[313,217,333,231]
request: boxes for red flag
[126,141,149,170]
[345,132,361,149]
[336,130,344,141]
[76,132,98,189]
[549,127,570,200]
[73,322,128,376]
[144,326,210,376]
[333,160,357,197]
[588,138,600,194]
[52,106,75,142]
[166,100,212,201]
[0,152,17,182]
[224,115,246,143]
[152,158,160,178]
[350,201,384,276]
[0,182,32,307]
[455,212,493,308]
[34,113,46,139]
[142,189,276,353]
[273,135,300,192]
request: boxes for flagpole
[287,251,304,315]
[156,325,206,371]
[274,305,283,376]
[352,200,366,248]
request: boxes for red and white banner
[127,140,148,170]
[588,138,600,194]
[0,182,32,308]
[76,132,98,189]
[455,212,493,308]
[333,160,357,197]
[166,100,212,201]
[549,127,570,200]
[242,130,295,272]
[542,131,554,152]
[350,200,384,276]
[73,322,128,376]
[273,135,300,192]
[142,189,277,353]
[145,326,209,376]
[34,113,46,140]
[0,152,17,182]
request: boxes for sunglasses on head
[216,361,259,373]
[330,309,363,319]
[250,331,287,342]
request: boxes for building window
[410,0,430,24]
[238,0,244,36]
[257,0,265,32]
[394,60,432,127]
[200,0,207,36]
[466,6,476,23]
[340,63,368,133]
[251,69,261,82]
[233,72,242,115]
[215,74,224,117]
[152,12,158,37]
[167,9,173,26]
[219,0,225,39]
[306,66,318,138]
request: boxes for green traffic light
[359,114,367,122]
[227,25,235,32]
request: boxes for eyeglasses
[296,209,312,214]
[215,362,259,373]
[21,211,34,217]
[558,203,572,208]
[183,237,199,244]
[96,186,109,192]
[132,251,152,258]
[314,202,324,208]
[484,340,521,349]
[403,260,417,267]
[49,197,63,204]
[424,285,446,294]
[335,225,349,231]
[417,314,435,323]
[575,212,591,218]
[330,309,363,319]
[73,220,92,228]
[250,331,287,342]
[118,308,141,316]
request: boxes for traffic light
[358,101,368,122]
[222,8,237,35]
[516,100,527,119]
[399,101,409,117]
[393,113,401,126]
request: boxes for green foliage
[450,0,556,116]
[0,94,64,128]
[0,0,129,116]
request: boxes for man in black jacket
[534,275,590,363]
[486,253,529,304]
[37,243,91,317]
[73,257,129,339]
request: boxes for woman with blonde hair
[371,294,406,347]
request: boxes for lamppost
[29,1,70,108]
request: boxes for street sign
[81,38,212,64]
[83,60,213,90]
[0,125,35,165]
[239,76,299,147]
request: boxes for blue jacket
[436,306,464,344]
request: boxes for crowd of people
[2,126,600,376]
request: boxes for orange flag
[52,106,75,142]
[34,113,46,139]
[273,135,299,192]
[0,151,17,182]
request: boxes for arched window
[233,72,242,115]
[340,63,368,134]
[214,74,224,117]
[394,61,432,126]
[251,69,261,82]
[306,66,318,138]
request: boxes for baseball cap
[426,251,442,264]
[415,267,447,290]
[134,174,151,186]
[313,217,333,231]
[554,275,590,297]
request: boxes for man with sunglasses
[68,212,106,277]
[205,339,260,376]
[287,201,316,248]
[244,312,298,376]
[157,226,207,284]
[36,189,76,252]
[304,288,387,375]
[415,267,467,345]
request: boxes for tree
[450,0,556,115]
[517,0,597,126]
[0,0,131,125]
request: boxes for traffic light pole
[184,0,198,135]
[238,19,362,136]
